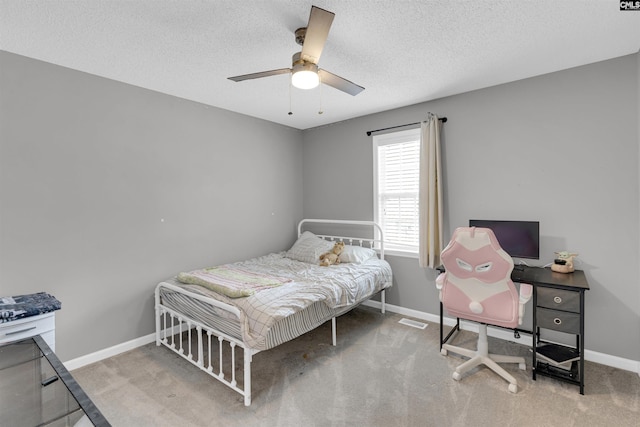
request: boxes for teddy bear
[319,241,345,266]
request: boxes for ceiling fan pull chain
[318,73,324,115]
[288,76,293,116]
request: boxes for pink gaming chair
[436,227,533,393]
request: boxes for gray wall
[302,53,640,361]
[0,51,303,361]
[2,49,638,364]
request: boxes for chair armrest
[519,283,533,304]
[517,283,533,325]
[435,273,446,301]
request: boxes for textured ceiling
[2,1,639,130]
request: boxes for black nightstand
[528,268,589,394]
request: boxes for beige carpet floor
[72,307,639,426]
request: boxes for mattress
[158,252,392,351]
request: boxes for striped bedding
[157,252,392,351]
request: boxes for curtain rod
[366,117,447,136]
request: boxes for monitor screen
[468,220,540,259]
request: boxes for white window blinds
[373,128,421,254]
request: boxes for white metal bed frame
[154,219,389,406]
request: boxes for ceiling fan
[228,5,364,96]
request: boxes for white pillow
[285,231,334,264]
[339,245,377,264]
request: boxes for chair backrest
[439,227,519,328]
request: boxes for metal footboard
[155,282,388,406]
[155,282,258,406]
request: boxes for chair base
[441,324,525,393]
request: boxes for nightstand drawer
[0,313,55,345]
[537,307,580,334]
[537,287,580,313]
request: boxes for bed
[154,219,393,406]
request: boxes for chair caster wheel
[452,372,461,381]
[508,383,518,393]
[519,362,526,370]
[441,349,448,356]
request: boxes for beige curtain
[419,113,443,268]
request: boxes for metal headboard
[297,219,385,260]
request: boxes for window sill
[381,249,419,259]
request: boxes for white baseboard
[65,301,639,376]
[364,300,640,375]
[64,333,157,371]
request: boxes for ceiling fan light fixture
[228,7,364,96]
[291,63,320,89]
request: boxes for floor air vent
[398,318,428,329]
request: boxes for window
[373,128,420,256]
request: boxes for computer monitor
[468,220,540,260]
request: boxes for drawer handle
[553,318,562,325]
[5,326,37,336]
[553,296,562,304]
[42,376,59,387]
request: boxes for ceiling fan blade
[318,69,364,96]
[300,6,335,64]
[228,68,291,82]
